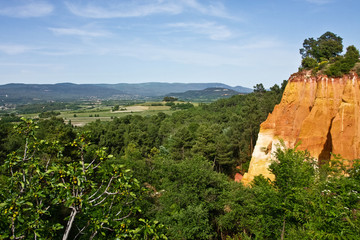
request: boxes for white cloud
[65,0,234,19]
[49,28,109,37]
[0,1,53,18]
[167,22,232,40]
[0,44,33,55]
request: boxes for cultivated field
[48,104,172,126]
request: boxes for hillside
[0,83,129,104]
[0,82,252,104]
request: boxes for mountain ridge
[0,82,252,104]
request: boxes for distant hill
[167,87,241,102]
[0,82,252,104]
[0,83,129,104]
[98,82,252,97]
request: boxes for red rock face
[242,71,360,185]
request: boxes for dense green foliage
[0,113,21,123]
[1,81,360,239]
[325,45,360,77]
[299,32,360,77]
[219,148,360,239]
[0,118,166,239]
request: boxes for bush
[151,103,163,106]
[354,63,360,76]
[323,46,359,77]
[165,102,175,106]
[301,57,318,70]
[38,111,60,118]
[163,96,178,102]
[170,103,194,110]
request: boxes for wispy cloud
[0,62,60,68]
[65,1,181,18]
[65,0,234,19]
[306,0,333,4]
[179,0,234,19]
[49,27,109,37]
[0,44,33,55]
[239,40,280,50]
[0,1,53,18]
[167,22,232,40]
[0,43,79,56]
[92,42,245,67]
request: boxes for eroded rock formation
[242,71,360,185]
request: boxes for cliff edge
[242,71,360,185]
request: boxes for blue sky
[0,0,359,88]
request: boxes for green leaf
[25,202,33,207]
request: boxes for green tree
[112,105,120,111]
[300,31,343,62]
[163,96,178,102]
[316,31,343,61]
[0,118,148,239]
[344,45,360,64]
[253,83,266,94]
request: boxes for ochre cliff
[242,71,360,185]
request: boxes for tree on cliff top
[299,32,360,76]
[300,31,343,62]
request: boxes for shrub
[301,57,318,70]
[354,63,360,76]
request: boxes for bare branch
[89,176,117,203]
[115,209,122,217]
[74,221,90,240]
[62,207,77,240]
[45,158,51,171]
[107,195,116,215]
[113,211,132,221]
[102,227,114,231]
[85,157,97,170]
[104,190,120,195]
[92,161,102,170]
[88,182,104,200]
[92,196,108,207]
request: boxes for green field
[20,104,174,126]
